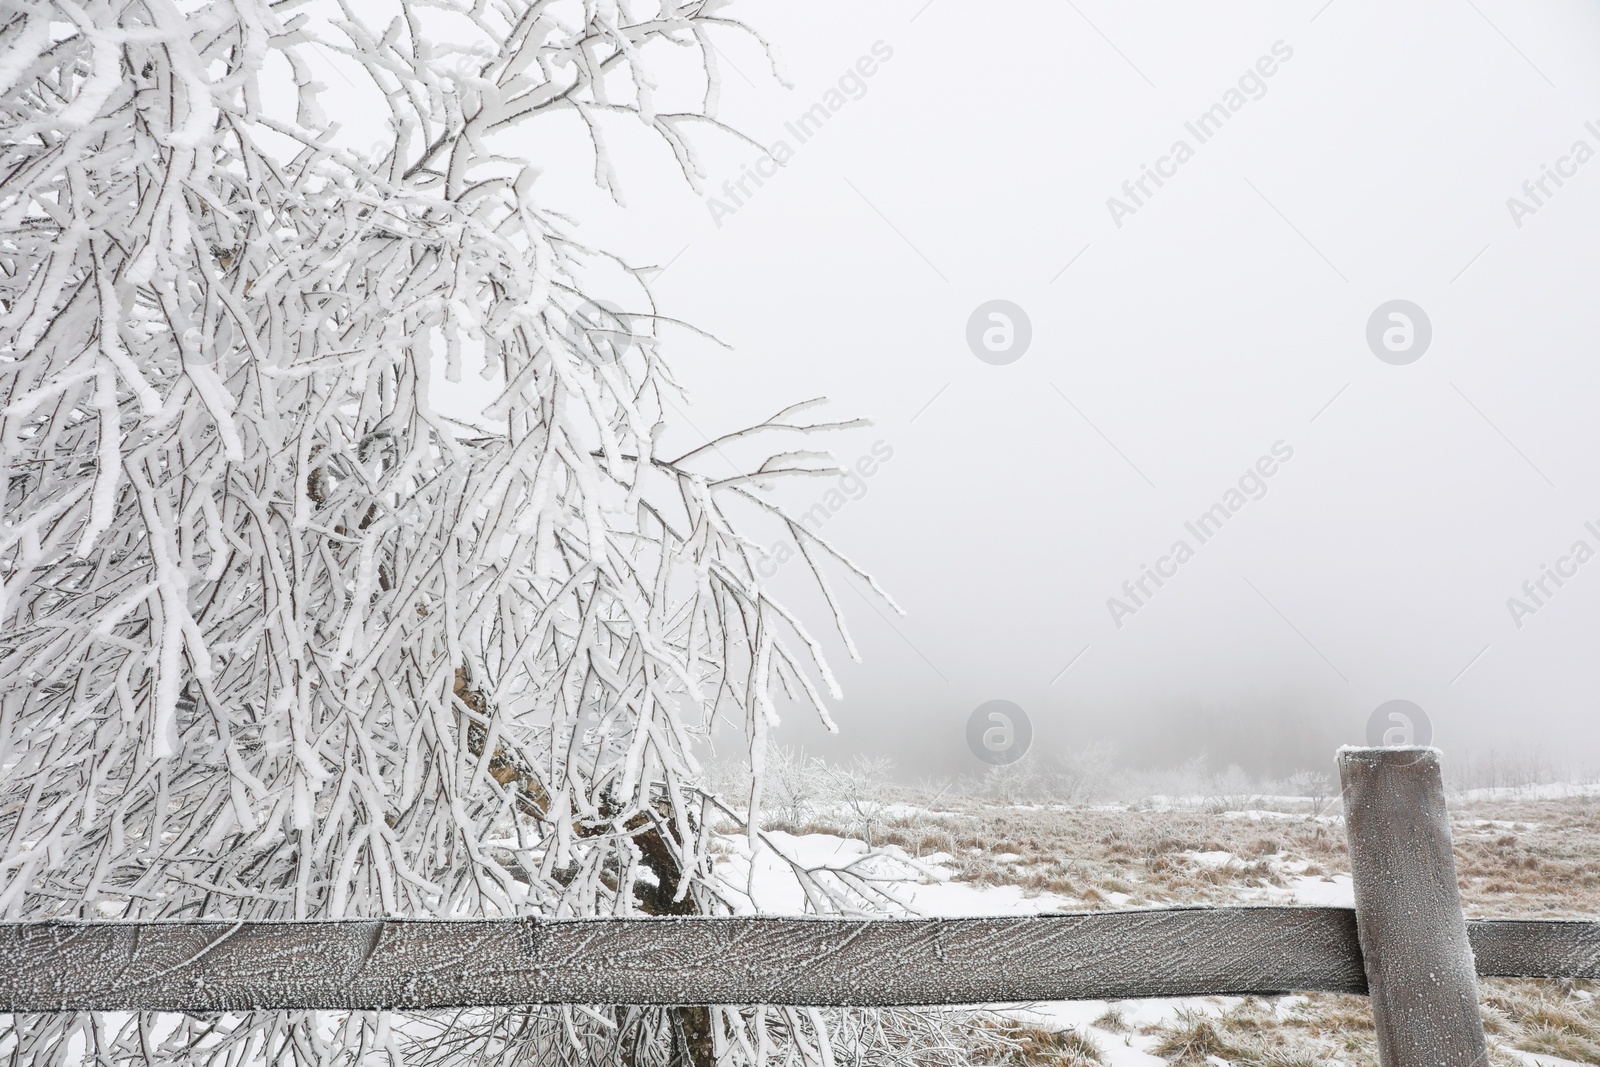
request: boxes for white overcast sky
[338,0,1600,779]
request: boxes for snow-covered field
[716,788,1600,1067]
[716,826,1357,916]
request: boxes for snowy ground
[725,789,1600,1067]
[715,827,1357,915]
[709,826,1357,1067]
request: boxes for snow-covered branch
[0,2,898,1063]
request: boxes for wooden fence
[3,748,1597,1067]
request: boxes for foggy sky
[466,0,1600,780]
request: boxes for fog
[444,1,1600,782]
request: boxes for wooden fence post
[1339,746,1488,1067]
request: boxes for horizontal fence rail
[0,909,1596,1012]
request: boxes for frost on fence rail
[1,909,1597,1011]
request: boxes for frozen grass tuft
[1090,1007,1131,1034]
[964,1021,1104,1066]
[1150,1008,1243,1064]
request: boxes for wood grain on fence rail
[0,907,1364,1011]
[1468,918,1600,980]
[0,909,1595,1012]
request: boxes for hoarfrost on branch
[0,2,930,1063]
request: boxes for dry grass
[1090,1007,1131,1035]
[785,790,1600,917]
[1483,980,1600,1064]
[1135,989,1600,1067]
[1139,997,1372,1067]
[962,1021,1103,1066]
[1451,794,1600,918]
[785,800,1351,909]
[782,789,1600,1065]
[1150,1007,1250,1064]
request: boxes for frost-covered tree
[0,1,942,1064]
[822,755,894,847]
